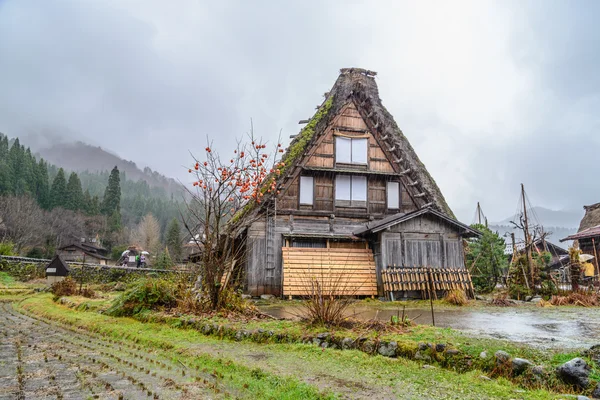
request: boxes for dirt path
[0,303,231,399]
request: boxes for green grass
[14,294,565,399]
[0,271,16,287]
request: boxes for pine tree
[65,172,84,211]
[166,218,182,261]
[49,168,67,209]
[0,135,10,195]
[101,166,121,216]
[35,159,50,209]
[8,138,23,194]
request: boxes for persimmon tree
[183,132,284,310]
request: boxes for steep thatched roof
[579,203,600,232]
[230,67,454,231]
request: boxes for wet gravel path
[0,303,229,400]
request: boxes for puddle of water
[259,304,600,350]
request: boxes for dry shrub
[79,287,96,298]
[51,277,77,297]
[444,289,468,306]
[301,279,356,326]
[490,293,515,307]
[550,291,599,307]
[537,298,553,308]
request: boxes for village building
[57,241,110,265]
[561,202,600,260]
[231,68,480,298]
[45,255,71,284]
[505,238,569,270]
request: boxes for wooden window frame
[386,181,401,210]
[299,176,314,206]
[335,136,368,166]
[335,174,368,208]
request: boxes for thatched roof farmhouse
[233,68,478,298]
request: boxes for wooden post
[521,184,535,291]
[593,238,600,283]
[427,268,435,326]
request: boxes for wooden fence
[381,266,474,300]
[282,247,378,297]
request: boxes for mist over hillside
[14,131,184,198]
[492,206,583,229]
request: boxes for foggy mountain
[492,206,584,229]
[488,206,584,248]
[22,136,184,198]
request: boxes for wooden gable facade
[277,102,419,217]
[238,68,476,297]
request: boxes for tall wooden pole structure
[521,184,535,290]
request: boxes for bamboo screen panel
[282,248,377,296]
[381,267,474,299]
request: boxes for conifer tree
[166,218,182,261]
[35,159,50,209]
[49,168,67,209]
[0,135,10,195]
[65,172,84,211]
[101,166,121,216]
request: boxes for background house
[57,240,110,265]
[561,202,600,260]
[232,68,478,298]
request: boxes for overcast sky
[0,0,598,222]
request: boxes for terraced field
[0,303,232,399]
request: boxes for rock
[531,365,545,376]
[577,396,592,400]
[260,294,275,300]
[418,342,428,351]
[378,341,398,358]
[494,350,511,366]
[530,296,542,303]
[341,337,355,350]
[445,349,460,356]
[312,338,322,346]
[422,364,436,369]
[435,343,446,353]
[414,351,432,362]
[316,332,330,340]
[557,358,591,389]
[202,324,212,335]
[512,358,534,374]
[479,375,491,381]
[480,351,488,359]
[241,294,252,299]
[592,382,600,399]
[235,330,248,341]
[475,295,485,301]
[320,342,328,349]
[362,340,376,354]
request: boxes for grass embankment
[14,294,563,399]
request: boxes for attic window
[335,175,367,207]
[299,176,314,205]
[335,137,367,164]
[387,181,400,209]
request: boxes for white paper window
[335,175,351,200]
[335,137,368,164]
[387,181,400,209]
[351,139,368,164]
[336,175,366,203]
[352,176,367,201]
[299,176,314,205]
[335,137,352,163]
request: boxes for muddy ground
[0,303,231,400]
[261,302,600,350]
